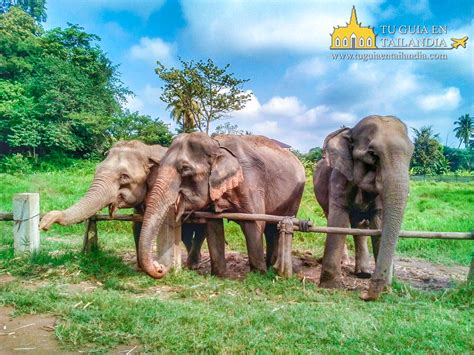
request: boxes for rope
[298,219,311,232]
[14,213,41,223]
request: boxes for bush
[0,153,33,174]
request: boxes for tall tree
[0,8,131,158]
[0,0,47,22]
[156,58,251,134]
[453,114,473,149]
[411,126,449,175]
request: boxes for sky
[45,0,473,152]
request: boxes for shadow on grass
[0,245,139,282]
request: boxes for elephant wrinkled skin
[313,115,414,300]
[138,133,306,279]
[40,140,205,269]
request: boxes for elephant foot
[319,278,343,289]
[186,253,202,270]
[354,271,372,279]
[211,267,227,278]
[249,264,267,275]
[319,270,343,289]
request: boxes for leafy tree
[306,147,323,162]
[110,110,173,146]
[0,0,47,22]
[156,58,251,134]
[0,7,131,159]
[213,122,247,135]
[443,146,473,172]
[411,126,449,175]
[453,114,473,149]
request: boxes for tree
[453,114,473,149]
[0,8,131,158]
[306,147,323,162]
[110,110,173,146]
[156,58,251,134]
[213,122,246,135]
[411,126,449,175]
[0,0,47,22]
[443,146,473,172]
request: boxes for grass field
[0,164,473,352]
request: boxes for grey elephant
[137,133,306,279]
[313,115,414,300]
[40,140,205,268]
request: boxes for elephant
[39,140,206,268]
[137,132,306,279]
[313,115,414,300]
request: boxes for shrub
[0,153,33,174]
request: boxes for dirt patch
[191,251,469,291]
[0,274,16,285]
[0,306,60,353]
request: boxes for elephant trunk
[366,159,410,300]
[61,174,118,225]
[139,166,181,279]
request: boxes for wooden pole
[468,256,474,284]
[82,218,98,253]
[155,209,181,271]
[274,217,294,277]
[13,193,40,254]
[0,211,472,240]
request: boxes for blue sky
[45,0,473,151]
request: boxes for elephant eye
[120,173,131,184]
[178,164,194,177]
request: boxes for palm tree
[453,114,473,149]
[167,95,200,133]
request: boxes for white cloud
[251,120,280,135]
[417,87,461,111]
[181,1,382,54]
[227,93,357,151]
[129,37,176,65]
[261,96,306,116]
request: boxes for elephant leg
[187,224,206,269]
[264,223,279,267]
[132,221,142,268]
[354,235,371,278]
[181,224,194,254]
[370,209,383,263]
[241,220,267,273]
[320,205,350,289]
[341,243,350,265]
[206,219,226,277]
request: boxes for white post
[13,193,40,254]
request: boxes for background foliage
[0,7,173,170]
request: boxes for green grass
[0,165,473,352]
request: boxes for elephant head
[325,115,414,300]
[138,132,243,279]
[40,141,167,230]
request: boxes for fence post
[13,193,40,254]
[468,256,474,284]
[82,217,98,253]
[155,209,182,271]
[274,217,294,277]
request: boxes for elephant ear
[323,127,353,182]
[147,144,167,167]
[209,148,244,201]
